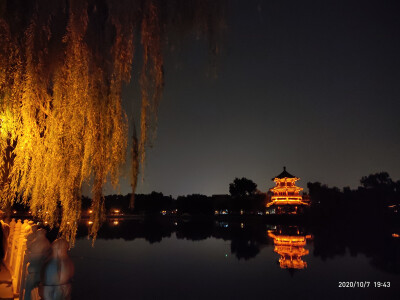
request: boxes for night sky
[106,0,400,197]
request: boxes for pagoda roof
[272,167,297,180]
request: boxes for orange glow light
[266,169,309,209]
[268,230,309,269]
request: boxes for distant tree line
[307,172,400,220]
[10,172,400,219]
[78,177,265,215]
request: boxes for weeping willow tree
[0,0,224,244]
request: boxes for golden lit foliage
[0,0,224,244]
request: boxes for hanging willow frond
[0,0,224,244]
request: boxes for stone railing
[4,219,35,298]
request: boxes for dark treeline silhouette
[305,172,400,275]
[80,172,400,219]
[307,172,400,221]
[229,177,258,197]
[8,173,400,224]
[78,177,267,215]
[10,172,397,219]
[98,192,266,215]
[81,192,174,215]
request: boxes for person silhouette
[24,228,51,300]
[40,238,74,300]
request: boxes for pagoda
[266,167,309,214]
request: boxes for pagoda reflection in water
[267,226,312,269]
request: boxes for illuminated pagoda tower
[266,167,309,214]
[267,227,311,269]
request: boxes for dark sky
[108,0,400,197]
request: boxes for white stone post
[10,219,22,279]
[5,218,16,267]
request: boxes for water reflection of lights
[218,222,229,228]
[108,219,121,226]
[267,228,311,270]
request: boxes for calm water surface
[69,219,400,299]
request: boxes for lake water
[70,218,400,299]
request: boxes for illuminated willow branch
[0,0,224,244]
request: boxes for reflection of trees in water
[73,217,400,274]
[175,219,214,241]
[214,221,271,260]
[76,218,175,244]
[76,218,272,259]
[311,221,400,274]
[230,240,260,260]
[370,240,400,274]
